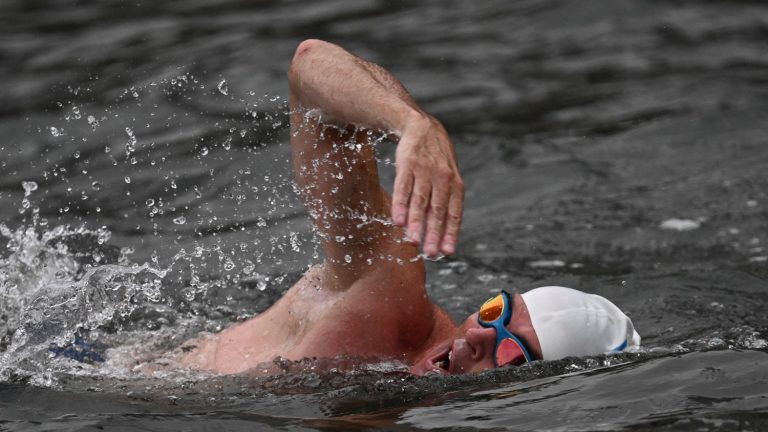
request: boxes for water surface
[1,0,767,430]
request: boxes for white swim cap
[521,286,641,360]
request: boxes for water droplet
[290,232,301,252]
[217,79,229,96]
[335,235,345,243]
[223,259,235,271]
[125,127,137,153]
[173,216,186,225]
[221,136,232,151]
[49,126,62,136]
[344,254,352,263]
[200,147,209,156]
[124,176,131,184]
[193,185,202,198]
[91,181,102,191]
[145,198,155,206]
[73,150,80,159]
[22,181,38,196]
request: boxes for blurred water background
[1,0,767,430]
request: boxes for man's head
[417,291,541,375]
[415,286,640,375]
[448,291,542,373]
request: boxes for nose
[464,326,497,361]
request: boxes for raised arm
[288,39,464,262]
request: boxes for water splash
[217,79,228,96]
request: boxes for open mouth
[429,344,453,374]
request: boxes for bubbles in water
[200,147,209,157]
[91,181,102,191]
[217,79,229,96]
[49,126,62,136]
[145,198,155,207]
[124,176,131,184]
[344,254,352,263]
[173,216,186,225]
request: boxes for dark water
[1,0,768,430]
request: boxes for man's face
[418,292,542,375]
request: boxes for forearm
[288,39,425,135]
[288,39,464,258]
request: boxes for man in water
[177,39,640,375]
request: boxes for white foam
[659,218,701,231]
[528,259,565,268]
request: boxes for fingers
[440,187,464,255]
[396,165,463,257]
[406,177,431,244]
[392,169,414,226]
[423,181,451,257]
[392,119,463,256]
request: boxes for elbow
[292,39,330,62]
[288,39,333,90]
[289,40,325,77]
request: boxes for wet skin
[175,40,538,376]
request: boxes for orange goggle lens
[478,294,505,323]
[496,338,528,367]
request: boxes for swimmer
[175,39,640,375]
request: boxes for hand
[392,113,464,257]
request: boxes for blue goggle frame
[477,290,534,366]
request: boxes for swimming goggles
[478,290,534,367]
